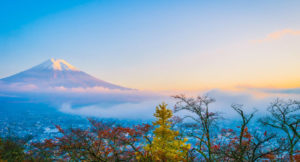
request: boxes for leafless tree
[216,104,281,161]
[259,99,300,161]
[173,94,219,161]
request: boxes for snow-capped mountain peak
[34,58,79,71]
[0,59,131,90]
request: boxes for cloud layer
[59,100,165,120]
[57,88,300,120]
[1,81,299,120]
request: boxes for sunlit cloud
[242,87,300,95]
[52,86,138,94]
[252,29,300,43]
[0,82,138,94]
[0,81,163,105]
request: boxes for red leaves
[264,153,275,160]
[31,120,153,161]
[213,144,220,150]
[43,139,54,147]
[264,131,267,136]
[294,150,300,161]
[55,125,64,133]
[228,129,234,132]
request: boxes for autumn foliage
[28,120,152,161]
[0,97,299,161]
[137,103,190,161]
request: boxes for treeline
[0,95,299,161]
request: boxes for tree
[137,103,190,161]
[173,94,219,161]
[215,104,281,161]
[259,99,300,161]
[0,137,27,161]
[29,119,152,161]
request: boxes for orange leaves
[43,139,54,148]
[243,127,252,140]
[55,125,64,133]
[264,153,276,160]
[28,120,153,161]
[294,150,300,161]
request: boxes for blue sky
[1,0,300,90]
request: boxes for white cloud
[57,88,300,120]
[59,100,168,120]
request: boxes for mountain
[0,58,131,90]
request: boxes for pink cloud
[51,86,139,94]
[252,29,300,43]
[0,82,159,100]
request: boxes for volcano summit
[0,59,130,90]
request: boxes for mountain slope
[1,59,131,90]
